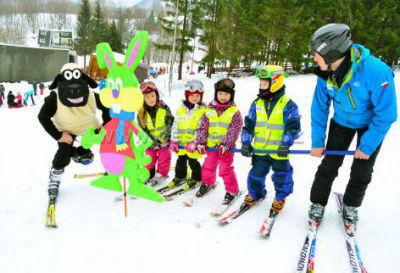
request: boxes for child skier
[169,79,206,188]
[138,81,174,185]
[240,65,301,217]
[39,83,45,95]
[193,78,243,205]
[15,92,23,108]
[7,91,17,108]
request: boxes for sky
[105,0,141,7]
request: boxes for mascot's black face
[49,64,98,107]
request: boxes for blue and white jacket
[311,44,397,155]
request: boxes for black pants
[29,94,35,105]
[310,119,381,207]
[175,155,201,181]
[52,140,91,169]
[149,168,156,179]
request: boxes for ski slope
[0,73,399,273]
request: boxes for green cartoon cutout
[81,31,164,203]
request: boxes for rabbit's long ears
[124,31,148,73]
[96,42,117,70]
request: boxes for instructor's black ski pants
[310,119,381,207]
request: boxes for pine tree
[157,0,198,79]
[75,0,92,69]
[107,20,123,53]
[90,0,108,50]
[197,0,223,77]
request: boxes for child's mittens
[218,145,229,156]
[277,145,289,157]
[160,142,169,149]
[186,141,197,153]
[170,141,179,153]
[151,140,161,150]
[240,144,252,157]
[197,144,206,155]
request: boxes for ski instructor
[306,23,397,229]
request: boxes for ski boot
[48,167,64,203]
[195,183,214,197]
[181,179,200,191]
[222,192,240,206]
[168,177,186,188]
[269,198,286,217]
[342,204,358,236]
[148,173,167,187]
[308,203,324,230]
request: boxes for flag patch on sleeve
[381,81,389,88]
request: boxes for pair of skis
[295,192,367,273]
[163,181,202,201]
[217,196,281,238]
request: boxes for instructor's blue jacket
[311,44,397,155]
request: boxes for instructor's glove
[277,145,289,157]
[241,144,252,157]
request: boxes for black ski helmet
[310,23,353,66]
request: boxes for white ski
[210,191,242,216]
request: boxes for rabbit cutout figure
[82,31,164,203]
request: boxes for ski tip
[218,216,234,225]
[164,196,174,201]
[210,211,221,217]
[217,210,238,224]
[259,224,271,238]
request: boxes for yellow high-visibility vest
[206,105,238,148]
[176,105,205,159]
[253,96,289,160]
[146,108,167,142]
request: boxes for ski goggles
[256,67,285,79]
[139,81,158,93]
[184,80,204,93]
[214,78,235,91]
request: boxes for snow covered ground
[0,73,399,273]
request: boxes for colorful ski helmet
[139,80,159,101]
[255,65,285,93]
[214,78,235,102]
[184,79,204,100]
[310,23,353,66]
